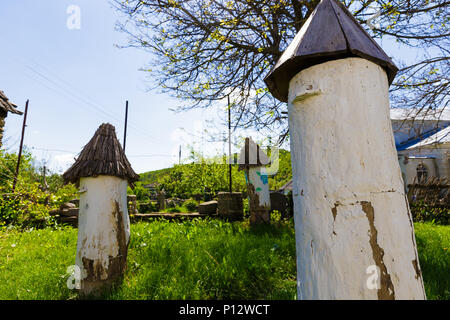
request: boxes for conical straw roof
[264,0,398,102]
[0,90,23,115]
[63,123,139,186]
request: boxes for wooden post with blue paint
[239,137,271,224]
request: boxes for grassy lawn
[0,219,296,300]
[414,222,450,300]
[0,220,448,300]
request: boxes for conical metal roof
[63,123,139,186]
[264,0,398,102]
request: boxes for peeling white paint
[246,167,271,208]
[288,58,426,300]
[75,175,130,293]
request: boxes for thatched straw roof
[63,123,139,186]
[238,137,270,171]
[0,90,23,115]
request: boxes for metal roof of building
[406,126,450,150]
[391,108,450,121]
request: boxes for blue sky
[0,0,229,174]
[0,0,415,174]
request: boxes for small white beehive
[63,123,139,297]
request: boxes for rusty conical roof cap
[264,0,398,102]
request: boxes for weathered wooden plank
[295,0,347,57]
[264,0,399,102]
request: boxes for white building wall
[398,143,450,187]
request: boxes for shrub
[138,201,156,213]
[127,181,151,202]
[0,181,77,229]
[167,207,181,213]
[0,183,54,228]
[184,199,198,212]
[243,198,249,217]
[166,200,177,208]
[410,202,449,225]
[271,210,282,222]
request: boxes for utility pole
[179,145,181,164]
[228,95,232,193]
[12,100,29,193]
[42,165,48,191]
[123,100,129,152]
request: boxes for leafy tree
[127,181,152,201]
[156,161,247,197]
[0,150,36,192]
[0,150,78,228]
[114,0,449,142]
[140,147,293,197]
[268,149,292,190]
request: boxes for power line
[31,147,78,154]
[26,66,123,123]
[25,62,155,141]
[30,147,175,158]
[3,52,156,143]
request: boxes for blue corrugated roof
[396,125,449,151]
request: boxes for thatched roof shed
[0,90,23,115]
[63,123,139,186]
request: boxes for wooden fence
[407,176,450,207]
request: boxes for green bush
[0,150,78,229]
[0,182,77,229]
[184,199,198,212]
[243,197,249,217]
[0,195,20,226]
[138,201,156,213]
[127,181,151,202]
[411,202,449,225]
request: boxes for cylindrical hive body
[288,58,426,300]
[245,167,271,223]
[75,175,130,296]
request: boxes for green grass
[414,222,450,300]
[0,219,296,300]
[0,226,78,300]
[0,220,448,300]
